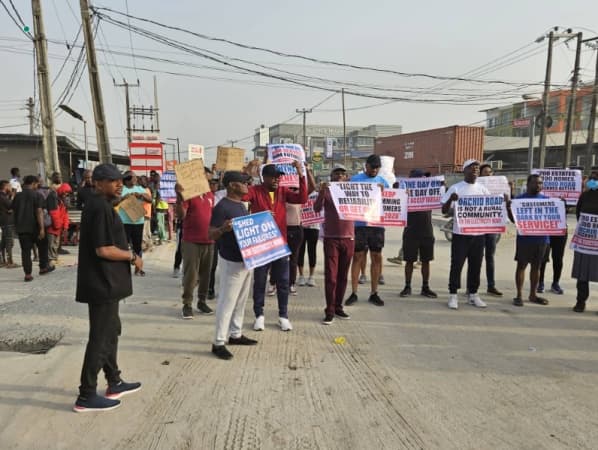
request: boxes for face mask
[587,179,598,190]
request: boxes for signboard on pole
[188,144,204,161]
[129,133,164,175]
[570,213,598,255]
[328,182,382,222]
[454,195,507,234]
[513,118,531,128]
[398,176,445,211]
[531,168,582,205]
[510,197,567,236]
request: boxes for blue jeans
[253,256,290,318]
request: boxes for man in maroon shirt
[313,165,354,324]
[243,161,307,331]
[175,175,215,319]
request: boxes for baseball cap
[262,164,284,178]
[331,163,347,173]
[222,171,249,186]
[92,164,123,181]
[462,159,480,170]
[409,168,425,178]
[366,154,382,168]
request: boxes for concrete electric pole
[538,31,554,169]
[296,108,312,158]
[563,32,583,168]
[584,38,598,174]
[26,97,35,135]
[114,78,140,144]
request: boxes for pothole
[0,326,64,354]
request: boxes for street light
[166,137,180,162]
[59,104,88,168]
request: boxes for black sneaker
[73,394,121,413]
[182,305,193,319]
[207,290,216,300]
[197,301,214,315]
[368,292,384,306]
[345,293,358,306]
[212,345,233,360]
[58,248,70,255]
[487,287,503,297]
[105,381,142,400]
[335,310,351,320]
[39,265,55,275]
[399,286,412,297]
[322,315,334,325]
[573,301,585,313]
[420,287,438,298]
[228,335,258,345]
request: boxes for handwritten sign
[454,195,507,234]
[477,176,511,198]
[531,168,582,205]
[301,192,325,226]
[328,182,382,222]
[158,171,177,204]
[216,146,245,171]
[510,197,567,236]
[267,144,305,188]
[174,159,209,201]
[368,189,408,227]
[233,211,291,269]
[119,194,146,223]
[398,176,444,211]
[570,213,598,255]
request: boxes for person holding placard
[538,197,568,295]
[441,160,490,310]
[507,174,550,307]
[479,164,503,297]
[571,170,598,313]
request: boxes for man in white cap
[441,159,491,310]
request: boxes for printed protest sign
[174,159,209,201]
[510,197,567,236]
[233,211,291,270]
[119,194,146,223]
[216,146,245,171]
[454,195,507,234]
[531,168,582,205]
[368,189,408,227]
[267,144,305,188]
[398,176,444,211]
[158,171,177,204]
[570,213,598,255]
[300,192,325,226]
[214,189,226,206]
[477,176,511,198]
[328,182,382,222]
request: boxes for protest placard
[214,189,226,206]
[328,182,382,222]
[300,192,325,226]
[267,144,305,188]
[158,171,177,204]
[570,213,598,255]
[398,176,444,211]
[368,189,408,227]
[119,194,146,223]
[215,146,245,171]
[531,168,582,205]
[510,197,567,236]
[454,195,507,234]
[477,176,511,198]
[233,211,291,270]
[174,159,209,200]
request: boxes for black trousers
[449,234,485,294]
[208,244,218,293]
[79,301,122,397]
[576,280,590,303]
[18,233,49,275]
[286,226,304,286]
[539,234,567,285]
[298,227,319,268]
[124,224,144,257]
[173,224,183,270]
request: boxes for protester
[73,164,142,412]
[138,175,154,252]
[507,174,550,307]
[314,165,354,324]
[172,217,183,278]
[175,169,215,319]
[9,167,22,193]
[572,170,598,312]
[345,154,389,307]
[297,221,319,287]
[479,163,503,296]
[207,178,221,299]
[208,171,258,359]
[538,197,567,295]
[117,171,151,276]
[0,180,18,268]
[155,195,169,244]
[441,159,491,309]
[399,169,437,299]
[242,161,307,332]
[47,183,71,263]
[76,170,94,210]
[12,175,52,281]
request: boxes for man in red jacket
[48,183,71,263]
[243,161,307,331]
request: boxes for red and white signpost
[129,133,164,175]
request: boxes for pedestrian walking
[0,180,18,268]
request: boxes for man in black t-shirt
[73,164,143,413]
[208,171,258,360]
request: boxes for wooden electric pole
[79,0,112,163]
[563,32,583,168]
[31,0,60,178]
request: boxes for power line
[0,0,32,39]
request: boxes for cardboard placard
[119,194,146,223]
[174,159,210,201]
[216,146,245,171]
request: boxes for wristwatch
[130,251,137,265]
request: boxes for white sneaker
[253,315,265,331]
[468,293,487,308]
[297,276,306,286]
[290,284,297,295]
[172,268,180,278]
[306,277,316,287]
[448,294,459,310]
[267,285,276,296]
[278,317,293,331]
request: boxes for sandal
[529,296,549,305]
[513,297,524,307]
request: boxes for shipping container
[374,125,484,176]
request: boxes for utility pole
[563,32,583,168]
[538,31,554,169]
[584,39,598,174]
[342,88,347,168]
[31,0,60,178]
[296,108,312,158]
[26,97,35,135]
[113,78,140,144]
[80,0,111,163]
[153,75,160,133]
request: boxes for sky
[1,0,598,164]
